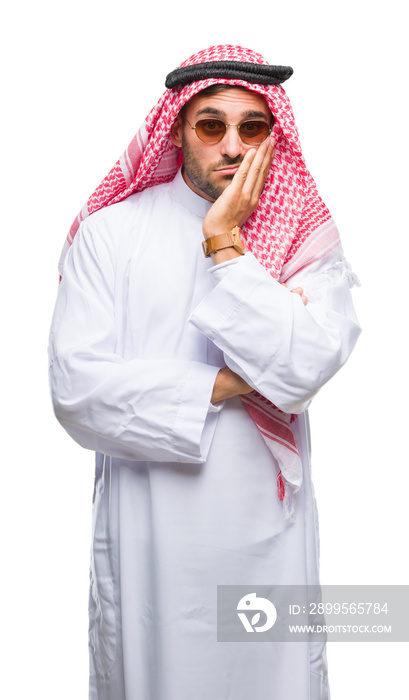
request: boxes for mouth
[214,165,240,176]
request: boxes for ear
[171,116,184,147]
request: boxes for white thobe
[49,169,361,700]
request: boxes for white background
[1,0,407,697]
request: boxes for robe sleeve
[48,219,222,464]
[188,250,361,414]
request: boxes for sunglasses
[186,117,274,145]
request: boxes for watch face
[232,227,245,254]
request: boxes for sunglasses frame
[186,117,273,145]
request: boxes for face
[171,87,272,202]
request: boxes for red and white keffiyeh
[60,45,343,520]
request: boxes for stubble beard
[181,135,242,201]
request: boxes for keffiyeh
[60,45,343,520]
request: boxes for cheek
[184,140,206,169]
[181,133,222,177]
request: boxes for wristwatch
[202,226,245,258]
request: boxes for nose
[220,124,246,159]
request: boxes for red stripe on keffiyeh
[240,395,299,455]
[240,390,302,518]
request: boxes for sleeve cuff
[189,253,272,342]
[207,255,244,283]
[172,362,223,462]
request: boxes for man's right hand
[211,367,253,405]
[202,137,275,240]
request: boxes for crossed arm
[49,139,360,463]
[205,137,307,404]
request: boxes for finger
[260,137,275,178]
[290,287,308,306]
[233,148,258,186]
[231,135,274,193]
[242,137,275,197]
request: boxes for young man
[49,45,361,700]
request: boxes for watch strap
[202,226,245,257]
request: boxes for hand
[202,137,276,239]
[284,285,308,305]
[211,367,253,405]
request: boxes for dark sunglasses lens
[239,121,270,143]
[195,119,226,142]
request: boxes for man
[49,45,361,700]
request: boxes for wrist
[203,227,232,240]
[202,226,245,258]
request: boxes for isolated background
[2,1,407,697]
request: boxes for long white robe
[49,169,361,700]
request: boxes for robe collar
[170,168,213,219]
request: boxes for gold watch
[202,226,245,258]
